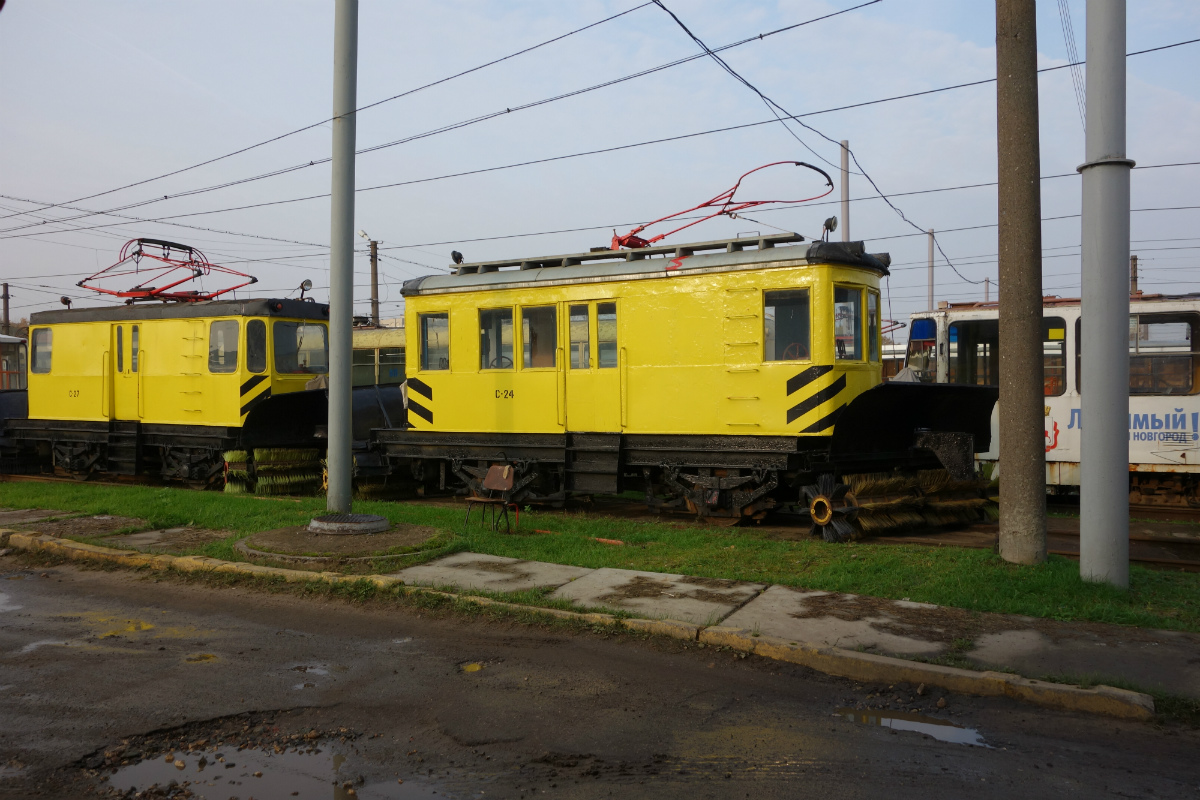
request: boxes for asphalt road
[0,555,1197,799]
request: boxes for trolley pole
[1,283,9,336]
[1080,0,1132,588]
[369,238,380,326]
[995,0,1047,565]
[840,140,850,242]
[1130,254,1138,295]
[926,230,934,310]
[326,0,359,514]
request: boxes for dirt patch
[245,524,440,557]
[15,515,147,539]
[786,590,991,644]
[678,575,742,590]
[453,559,530,575]
[598,575,676,601]
[598,575,748,606]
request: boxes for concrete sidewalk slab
[390,552,591,593]
[103,527,230,554]
[721,585,946,656]
[549,567,764,626]
[968,628,1200,699]
[0,509,68,526]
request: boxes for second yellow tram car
[378,233,997,537]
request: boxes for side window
[30,329,51,374]
[1043,318,1066,397]
[569,305,590,369]
[947,320,998,386]
[246,319,266,374]
[419,313,449,371]
[480,308,514,370]
[597,302,618,368]
[834,286,862,360]
[868,292,880,362]
[273,321,329,374]
[208,320,239,373]
[521,306,557,368]
[764,289,810,361]
[116,326,124,373]
[352,348,377,387]
[1130,313,1197,395]
[379,347,405,384]
[131,325,139,373]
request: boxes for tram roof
[29,297,329,325]
[401,234,891,297]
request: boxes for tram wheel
[798,474,859,543]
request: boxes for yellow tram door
[111,324,141,420]
[563,301,620,432]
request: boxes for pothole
[833,708,989,747]
[105,746,444,799]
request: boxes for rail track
[4,473,1200,571]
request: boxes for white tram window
[480,308,514,370]
[419,313,450,371]
[274,321,329,374]
[208,320,239,373]
[352,347,377,387]
[569,305,590,369]
[764,289,810,362]
[597,303,618,368]
[833,287,862,361]
[521,306,557,369]
[1043,319,1067,397]
[31,329,52,374]
[378,347,405,385]
[1129,313,1197,395]
[905,318,937,382]
[947,320,998,386]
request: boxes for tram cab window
[30,329,51,374]
[764,290,810,361]
[868,292,880,362]
[834,286,862,360]
[208,320,239,373]
[116,326,124,374]
[131,326,139,373]
[569,305,590,369]
[419,313,449,371]
[246,319,266,374]
[273,321,328,374]
[521,306,557,369]
[597,303,618,368]
[905,317,936,382]
[480,308,514,370]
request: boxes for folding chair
[465,464,519,532]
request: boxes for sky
[1,0,1198,331]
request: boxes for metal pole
[840,140,850,242]
[1080,0,1132,588]
[927,229,934,310]
[369,239,380,326]
[1130,254,1138,295]
[1,283,8,336]
[996,0,1047,565]
[326,0,358,513]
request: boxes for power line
[2,1,881,234]
[0,3,655,223]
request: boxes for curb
[0,529,1155,720]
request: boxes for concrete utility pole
[927,230,935,310]
[1080,0,1133,588]
[1,283,9,336]
[358,230,380,326]
[995,0,1047,565]
[840,140,850,242]
[1130,254,1138,295]
[326,0,359,514]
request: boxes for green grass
[4,481,1200,633]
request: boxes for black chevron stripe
[786,364,832,396]
[240,387,272,419]
[786,374,846,424]
[240,374,267,397]
[801,403,846,434]
[408,398,433,424]
[407,377,433,401]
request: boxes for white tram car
[906,294,1200,509]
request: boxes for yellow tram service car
[7,299,336,482]
[378,233,998,539]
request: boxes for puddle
[108,747,446,799]
[0,591,21,612]
[18,639,69,655]
[834,708,989,747]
